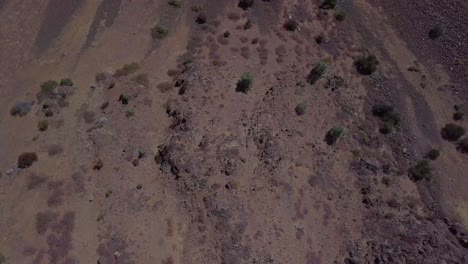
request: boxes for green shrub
[295,102,307,116]
[453,111,464,121]
[355,54,379,75]
[41,80,58,94]
[119,94,130,105]
[238,0,254,10]
[372,104,400,133]
[458,138,468,153]
[126,108,135,117]
[114,62,140,77]
[308,61,329,84]
[315,34,325,44]
[236,72,253,93]
[441,123,465,141]
[320,0,337,9]
[38,120,49,131]
[59,77,73,86]
[335,11,346,21]
[138,150,146,159]
[152,25,169,39]
[408,160,432,181]
[168,0,182,7]
[379,122,395,135]
[326,126,345,145]
[284,19,298,31]
[425,149,440,160]
[429,24,446,39]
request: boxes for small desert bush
[326,126,345,145]
[355,54,379,75]
[320,0,337,9]
[236,72,253,93]
[41,80,58,94]
[114,62,140,77]
[38,120,49,131]
[18,152,38,168]
[119,94,130,105]
[425,149,440,160]
[132,73,149,87]
[168,0,182,7]
[284,19,298,31]
[157,81,174,93]
[138,150,146,159]
[453,111,464,121]
[372,104,400,134]
[152,25,169,39]
[244,19,252,30]
[238,0,254,10]
[441,123,465,141]
[126,108,135,117]
[429,24,446,39]
[59,77,73,86]
[191,5,203,12]
[10,101,33,117]
[308,61,329,84]
[335,11,346,21]
[458,138,468,153]
[408,160,432,182]
[295,102,307,116]
[315,34,325,44]
[196,12,207,24]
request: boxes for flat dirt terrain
[0,0,467,263]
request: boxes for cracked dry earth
[0,0,467,263]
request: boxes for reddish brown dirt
[0,0,467,263]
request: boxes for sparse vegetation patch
[152,25,169,39]
[132,73,149,88]
[114,62,140,77]
[59,78,73,86]
[168,0,182,7]
[119,94,130,105]
[236,72,253,93]
[320,0,337,9]
[41,80,58,94]
[284,19,298,31]
[355,54,379,75]
[38,120,49,131]
[10,101,33,117]
[429,24,446,39]
[326,126,345,145]
[458,138,468,153]
[335,11,346,21]
[408,160,432,181]
[441,123,465,141]
[425,149,440,160]
[18,152,38,168]
[295,102,307,116]
[308,61,329,84]
[238,0,254,10]
[372,104,400,134]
